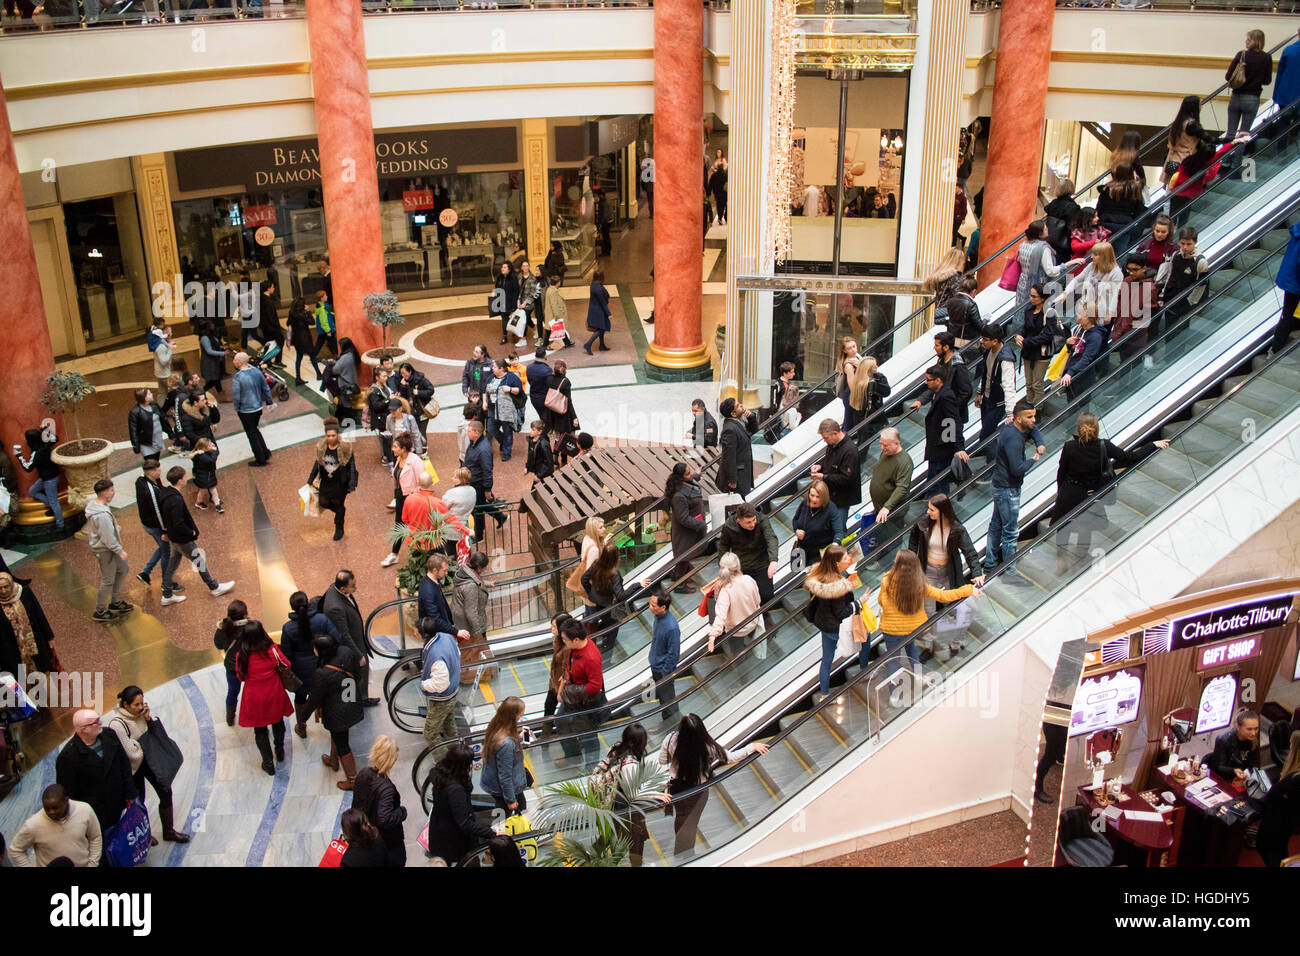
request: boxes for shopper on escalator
[718,397,756,496]
[1268,220,1300,355]
[920,364,967,498]
[909,332,973,425]
[867,427,913,569]
[793,479,835,570]
[555,617,606,766]
[1017,284,1062,406]
[809,419,861,546]
[424,742,495,865]
[581,540,634,655]
[666,462,707,591]
[983,401,1045,576]
[805,543,859,696]
[706,553,761,659]
[1059,305,1108,397]
[718,502,779,621]
[659,714,768,860]
[877,550,975,680]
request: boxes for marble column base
[644,344,712,383]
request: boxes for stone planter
[362,346,409,370]
[51,438,113,512]
[714,330,726,359]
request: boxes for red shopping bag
[318,837,347,867]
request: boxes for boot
[159,804,191,843]
[321,740,340,772]
[255,734,275,776]
[226,703,236,727]
[274,739,286,763]
[337,752,357,791]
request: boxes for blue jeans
[142,526,168,576]
[985,486,1021,570]
[487,415,515,459]
[819,630,839,694]
[1225,92,1260,140]
[882,632,920,675]
[827,501,848,546]
[926,457,952,498]
[225,669,241,710]
[29,477,63,527]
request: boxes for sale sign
[243,204,277,227]
[403,189,435,211]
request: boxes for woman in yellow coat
[875,549,977,678]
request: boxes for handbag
[1227,52,1247,90]
[850,600,870,644]
[271,646,302,693]
[1045,344,1070,381]
[544,383,568,414]
[139,718,185,788]
[104,799,152,868]
[997,256,1022,291]
[502,813,538,863]
[422,396,441,421]
[859,600,878,635]
[564,560,588,599]
[949,454,972,484]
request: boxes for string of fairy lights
[766,0,799,267]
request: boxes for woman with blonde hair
[572,515,609,612]
[877,549,976,678]
[805,543,859,696]
[1257,729,1300,867]
[1224,30,1272,142]
[1065,241,1123,334]
[836,336,861,431]
[352,734,408,866]
[793,479,835,568]
[481,695,530,812]
[847,354,891,429]
[707,552,761,658]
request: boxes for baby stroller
[0,672,37,795]
[249,342,292,403]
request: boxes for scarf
[0,584,39,671]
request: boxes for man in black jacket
[922,365,969,497]
[159,466,234,603]
[809,418,861,545]
[910,331,973,424]
[525,420,554,484]
[322,569,378,707]
[688,399,718,449]
[525,348,552,424]
[463,420,505,540]
[718,502,779,614]
[56,710,135,845]
[718,397,755,496]
[134,459,171,588]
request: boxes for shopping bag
[548,317,567,342]
[502,813,538,863]
[859,600,878,635]
[997,256,1021,291]
[298,484,321,519]
[319,837,347,867]
[835,615,857,659]
[506,309,528,338]
[1045,345,1070,382]
[0,672,37,719]
[104,799,152,868]
[422,457,439,486]
[565,560,588,599]
[707,492,744,530]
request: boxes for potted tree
[44,370,112,511]
[389,512,458,634]
[361,290,409,371]
[532,760,669,867]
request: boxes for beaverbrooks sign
[174,127,518,192]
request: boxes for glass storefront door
[62,195,152,347]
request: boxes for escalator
[391,106,1300,790]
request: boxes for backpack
[321,360,340,398]
[146,328,161,353]
[1043,216,1072,263]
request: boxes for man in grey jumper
[85,478,133,623]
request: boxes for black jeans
[238,409,271,464]
[312,332,338,360]
[1035,722,1068,792]
[1271,290,1300,355]
[331,729,351,757]
[651,668,678,718]
[391,491,407,555]
[294,345,322,383]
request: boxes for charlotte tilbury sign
[174,128,518,192]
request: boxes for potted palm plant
[388,512,459,632]
[361,290,409,371]
[44,370,112,511]
[531,759,669,867]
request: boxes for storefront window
[63,195,153,346]
[548,167,596,279]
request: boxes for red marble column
[646,0,710,379]
[0,78,59,497]
[306,0,384,354]
[976,0,1055,290]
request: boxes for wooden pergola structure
[519,444,722,564]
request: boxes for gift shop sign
[1194,634,1262,672]
[174,128,518,192]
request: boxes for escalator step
[1140,451,1199,493]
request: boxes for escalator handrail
[406,213,1292,764]
[509,330,1300,859]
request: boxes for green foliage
[388,515,455,595]
[363,290,404,348]
[40,370,96,440]
[532,760,669,868]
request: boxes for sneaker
[210,581,235,597]
[161,594,187,606]
[108,601,135,615]
[135,572,151,585]
[92,608,115,624]
[386,499,396,510]
[195,502,209,511]
[380,554,399,567]
[333,530,345,541]
[216,504,225,514]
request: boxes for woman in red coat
[235,621,295,776]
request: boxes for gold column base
[645,342,711,369]
[12,493,81,527]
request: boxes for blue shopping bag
[105,799,152,868]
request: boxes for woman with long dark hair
[481,695,529,813]
[493,261,521,345]
[877,550,975,678]
[1160,94,1202,186]
[332,336,364,428]
[425,741,495,865]
[235,620,295,776]
[212,599,247,727]
[659,714,768,859]
[1016,284,1061,406]
[280,590,338,715]
[591,723,652,866]
[339,808,391,868]
[804,543,858,694]
[666,462,706,591]
[543,358,579,439]
[581,539,631,654]
[543,612,573,735]
[908,495,985,661]
[1109,129,1147,188]
[1049,411,1168,567]
[286,296,320,386]
[1095,163,1147,236]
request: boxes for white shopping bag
[506,309,528,338]
[298,484,321,519]
[707,492,745,530]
